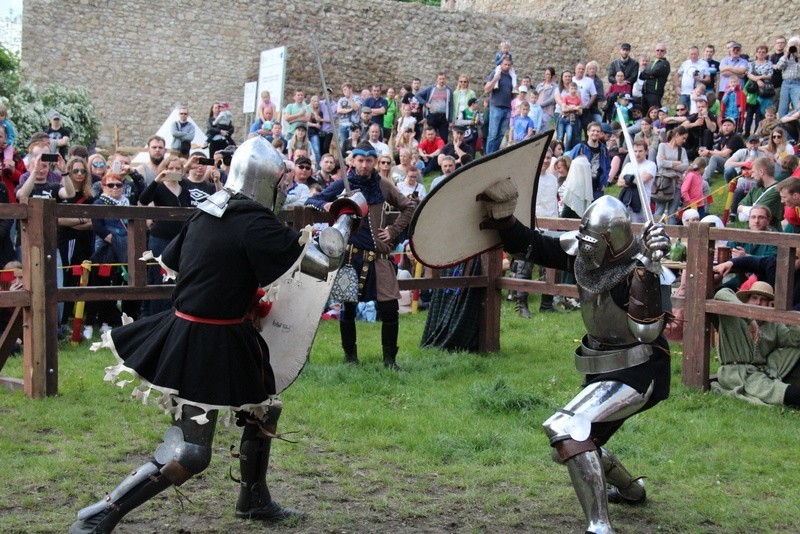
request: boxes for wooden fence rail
[0,202,797,398]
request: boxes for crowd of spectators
[1,34,800,364]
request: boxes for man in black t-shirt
[700,117,745,182]
[46,111,71,159]
[704,45,721,93]
[681,97,717,159]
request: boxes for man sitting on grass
[710,282,800,408]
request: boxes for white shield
[261,269,336,394]
[409,132,552,268]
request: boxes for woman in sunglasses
[57,157,95,325]
[87,153,107,185]
[86,173,134,330]
[765,127,791,163]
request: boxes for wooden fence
[0,200,797,398]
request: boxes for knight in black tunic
[69,137,351,533]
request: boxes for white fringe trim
[94,329,281,425]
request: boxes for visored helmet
[577,196,634,271]
[224,136,287,211]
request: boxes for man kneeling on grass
[710,281,800,408]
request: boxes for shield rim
[408,131,553,269]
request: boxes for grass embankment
[2,299,799,533]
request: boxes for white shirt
[620,159,657,221]
[369,140,391,156]
[536,171,559,218]
[573,75,597,107]
[397,180,426,200]
[677,59,710,95]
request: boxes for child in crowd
[616,94,633,125]
[258,91,276,123]
[396,103,417,139]
[493,39,517,89]
[707,91,721,118]
[755,106,780,143]
[690,82,707,114]
[720,78,745,127]
[681,157,707,218]
[511,101,536,144]
[0,104,18,164]
[528,90,543,134]
[558,82,583,150]
[212,102,233,142]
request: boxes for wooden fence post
[682,222,714,389]
[20,199,59,398]
[479,248,502,352]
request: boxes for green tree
[0,44,100,154]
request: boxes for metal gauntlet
[300,192,367,280]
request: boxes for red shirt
[419,137,444,156]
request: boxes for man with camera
[681,97,717,160]
[775,36,800,118]
[675,46,711,111]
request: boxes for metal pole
[311,34,351,195]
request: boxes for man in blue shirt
[568,122,610,199]
[483,57,515,155]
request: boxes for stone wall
[457,0,799,89]
[20,0,587,148]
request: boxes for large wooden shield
[409,131,553,268]
[262,268,336,394]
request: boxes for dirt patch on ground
[49,447,659,534]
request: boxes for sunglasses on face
[676,107,686,111]
[91,162,106,168]
[379,161,392,165]
[70,168,87,175]
[104,182,124,189]
[773,135,783,139]
[297,165,311,170]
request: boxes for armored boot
[565,450,615,534]
[600,447,646,505]
[68,461,172,534]
[236,407,303,521]
[340,319,358,364]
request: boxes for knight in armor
[479,181,671,534]
[69,137,356,533]
[306,141,415,369]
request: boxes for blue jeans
[778,78,800,118]
[339,124,351,145]
[309,133,321,166]
[486,106,511,155]
[557,116,581,150]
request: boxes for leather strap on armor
[554,438,597,463]
[575,336,652,374]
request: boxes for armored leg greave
[600,447,646,505]
[236,404,302,521]
[69,405,218,534]
[566,450,615,534]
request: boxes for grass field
[2,297,799,533]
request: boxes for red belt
[174,310,244,325]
